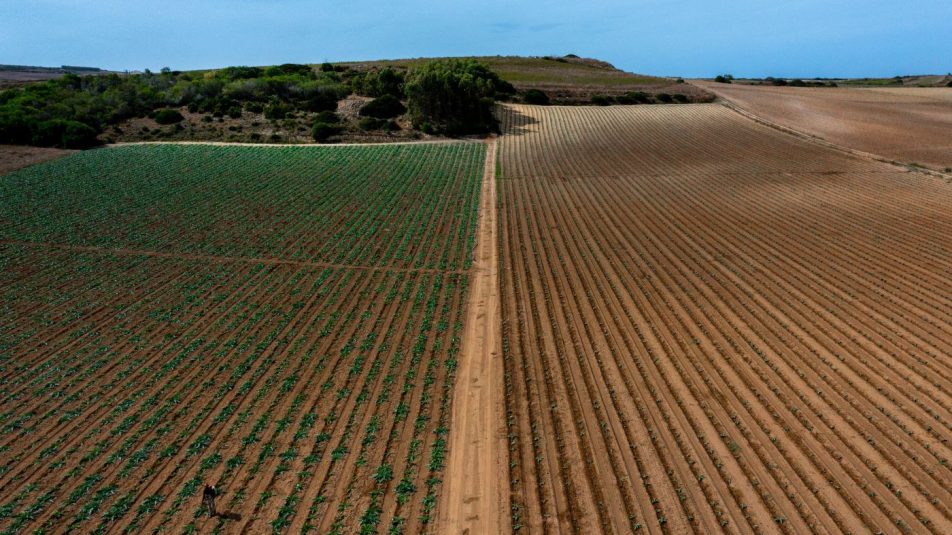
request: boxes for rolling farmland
[696,81,952,172]
[497,104,952,533]
[2,94,951,535]
[0,142,485,533]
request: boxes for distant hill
[714,73,952,88]
[0,55,715,149]
[336,55,713,104]
[836,74,952,88]
[0,64,114,87]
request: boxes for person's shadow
[217,511,242,521]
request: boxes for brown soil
[497,103,952,533]
[437,137,509,533]
[696,80,952,171]
[0,145,74,174]
[516,81,714,105]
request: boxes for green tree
[522,89,550,105]
[359,95,406,118]
[404,59,508,135]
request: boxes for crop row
[0,143,484,271]
[0,245,470,533]
[496,104,952,534]
[0,140,485,532]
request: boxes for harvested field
[498,103,952,533]
[0,142,484,533]
[696,81,952,171]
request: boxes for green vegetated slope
[340,55,666,89]
[0,143,484,270]
[0,142,483,533]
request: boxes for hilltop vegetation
[0,64,346,148]
[715,73,952,88]
[0,60,510,148]
[342,55,713,105]
[405,60,512,135]
[0,55,712,149]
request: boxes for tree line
[0,59,515,148]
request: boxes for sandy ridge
[437,136,509,533]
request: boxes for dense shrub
[656,93,673,103]
[264,64,314,77]
[32,119,99,148]
[405,59,509,135]
[218,66,264,81]
[522,89,550,105]
[315,110,340,123]
[615,91,651,104]
[320,63,346,73]
[299,89,341,112]
[359,116,387,130]
[714,74,733,84]
[352,67,405,98]
[590,95,613,106]
[153,109,184,125]
[312,121,343,141]
[359,95,406,118]
[264,100,292,120]
[672,94,689,103]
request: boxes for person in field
[202,483,218,517]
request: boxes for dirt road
[438,137,509,534]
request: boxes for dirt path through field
[438,136,509,534]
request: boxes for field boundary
[106,139,482,149]
[0,240,467,274]
[715,96,952,181]
[438,136,509,534]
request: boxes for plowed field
[498,103,952,534]
[695,81,952,171]
[0,142,485,533]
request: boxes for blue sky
[1,0,949,77]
